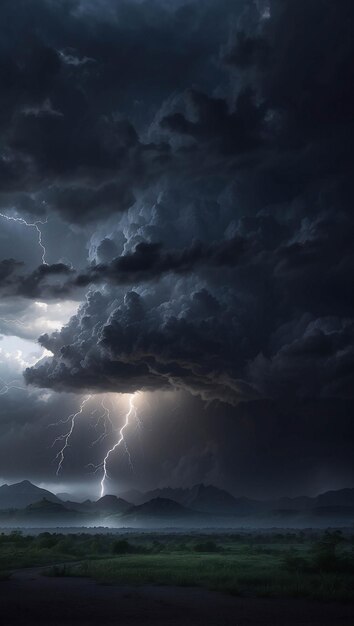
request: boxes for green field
[1,530,354,602]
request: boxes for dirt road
[1,566,353,625]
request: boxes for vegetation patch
[1,529,353,601]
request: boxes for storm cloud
[22,0,354,406]
[0,0,353,495]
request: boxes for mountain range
[0,480,353,528]
[0,480,61,510]
[119,483,354,515]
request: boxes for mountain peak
[95,494,130,513]
[97,494,118,502]
[0,480,61,510]
[8,480,39,491]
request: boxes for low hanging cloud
[25,212,354,404]
[24,287,260,404]
[0,261,74,299]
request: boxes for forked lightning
[0,213,48,265]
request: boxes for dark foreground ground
[1,566,353,626]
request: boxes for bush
[193,540,220,553]
[112,540,135,555]
[282,552,308,572]
[37,533,59,549]
[311,531,347,573]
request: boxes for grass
[1,530,354,602]
[44,564,71,577]
[65,548,354,602]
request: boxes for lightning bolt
[0,377,27,395]
[90,397,114,447]
[0,318,26,326]
[99,394,137,497]
[51,395,92,475]
[0,213,48,265]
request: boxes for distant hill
[0,480,61,510]
[140,487,190,506]
[118,489,145,505]
[0,480,353,527]
[136,484,259,515]
[264,491,354,512]
[316,488,354,508]
[130,484,354,518]
[23,498,80,518]
[94,495,131,514]
[62,499,95,513]
[116,497,200,527]
[312,505,354,518]
[63,495,131,515]
[127,497,195,517]
[56,492,84,502]
[0,497,85,526]
[270,496,313,511]
[0,480,133,520]
[184,484,259,515]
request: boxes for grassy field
[1,529,354,601]
[62,551,354,601]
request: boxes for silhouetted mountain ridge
[126,497,195,517]
[0,481,353,527]
[0,480,61,510]
[122,484,354,516]
[140,484,246,514]
[24,498,81,518]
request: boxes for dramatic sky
[0,0,353,499]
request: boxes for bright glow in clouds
[0,299,77,405]
[261,5,271,19]
[0,300,79,341]
[0,335,53,375]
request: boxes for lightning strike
[0,377,27,395]
[52,395,92,475]
[99,394,137,497]
[0,318,26,326]
[91,397,114,447]
[0,212,48,265]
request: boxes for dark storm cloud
[73,236,247,287]
[25,288,259,404]
[2,0,352,416]
[224,32,271,70]
[160,87,266,156]
[25,213,354,404]
[0,235,247,299]
[14,263,74,299]
[1,0,353,496]
[0,0,242,224]
[0,261,73,300]
[0,259,23,282]
[0,1,154,223]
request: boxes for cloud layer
[20,0,354,407]
[0,0,353,494]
